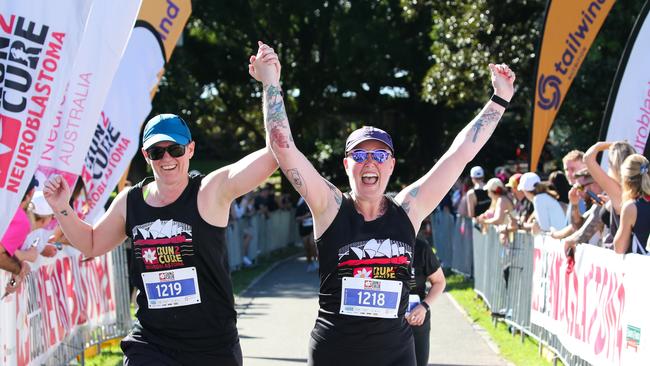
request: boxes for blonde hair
[621,154,650,201]
[608,141,636,183]
[562,150,584,165]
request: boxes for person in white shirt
[519,172,567,233]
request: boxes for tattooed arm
[250,42,342,238]
[396,63,515,231]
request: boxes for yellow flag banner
[530,0,616,170]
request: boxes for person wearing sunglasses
[42,111,278,365]
[249,41,515,365]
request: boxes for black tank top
[473,188,491,217]
[312,193,415,349]
[126,175,238,352]
[632,196,650,254]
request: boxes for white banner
[35,0,141,192]
[0,0,94,238]
[81,0,192,222]
[531,236,650,366]
[0,249,117,366]
[600,1,650,170]
[81,28,162,222]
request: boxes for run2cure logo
[0,14,64,192]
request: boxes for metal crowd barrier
[431,209,593,365]
[431,210,473,276]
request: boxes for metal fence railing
[431,209,592,366]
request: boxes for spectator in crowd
[295,196,318,272]
[16,191,58,262]
[455,177,473,218]
[476,178,514,226]
[408,219,446,366]
[561,150,589,226]
[548,170,571,205]
[232,192,255,267]
[562,150,586,186]
[255,183,279,218]
[613,154,650,254]
[279,193,293,210]
[562,169,609,255]
[506,173,533,229]
[467,166,491,218]
[494,166,510,183]
[1,176,38,295]
[584,141,635,237]
[519,172,566,233]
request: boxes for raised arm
[250,42,342,236]
[43,175,127,258]
[200,147,278,224]
[613,200,636,254]
[396,64,515,230]
[583,142,623,214]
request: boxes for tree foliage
[141,0,645,189]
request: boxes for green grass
[84,344,123,366]
[85,245,301,364]
[446,273,556,366]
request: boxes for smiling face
[142,140,195,184]
[563,158,585,185]
[343,140,395,200]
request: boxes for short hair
[562,150,584,165]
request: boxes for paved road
[236,256,509,366]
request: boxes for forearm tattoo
[470,108,502,143]
[323,179,342,207]
[264,85,291,149]
[286,168,308,198]
[60,210,69,216]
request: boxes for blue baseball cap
[142,114,192,149]
[345,126,394,153]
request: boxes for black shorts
[308,335,416,366]
[121,333,242,366]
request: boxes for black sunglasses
[146,144,186,160]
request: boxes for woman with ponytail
[613,154,650,254]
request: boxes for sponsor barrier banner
[81,0,191,222]
[599,1,650,170]
[531,236,650,366]
[0,0,93,238]
[0,249,116,366]
[530,0,615,170]
[35,0,141,192]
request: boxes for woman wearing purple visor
[249,41,515,366]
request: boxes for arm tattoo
[286,168,307,197]
[60,210,69,216]
[323,179,342,207]
[470,108,501,143]
[264,85,290,149]
[409,185,420,198]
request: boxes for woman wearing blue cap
[43,111,278,365]
[249,42,515,365]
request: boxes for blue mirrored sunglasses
[348,149,391,164]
